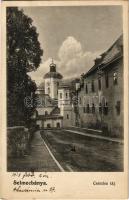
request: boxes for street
[8,129,123,172]
[41,129,123,172]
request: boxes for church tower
[44,59,63,99]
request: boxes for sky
[22,6,122,85]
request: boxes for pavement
[8,131,60,172]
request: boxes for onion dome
[44,59,63,79]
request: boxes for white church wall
[45,77,61,99]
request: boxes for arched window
[57,122,60,128]
[92,103,95,113]
[103,101,108,115]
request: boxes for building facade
[77,35,123,137]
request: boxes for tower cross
[51,58,54,64]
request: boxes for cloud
[58,36,101,79]
[29,36,102,85]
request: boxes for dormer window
[113,72,118,85]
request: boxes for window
[67,114,69,119]
[86,104,90,113]
[115,101,120,115]
[66,93,68,98]
[86,84,88,94]
[48,87,50,94]
[92,103,95,113]
[79,97,82,104]
[105,73,109,88]
[103,102,108,115]
[60,93,62,99]
[45,111,48,116]
[99,103,102,114]
[113,72,118,85]
[98,78,101,90]
[91,80,95,92]
[57,82,59,86]
[83,107,86,113]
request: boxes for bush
[7,126,30,157]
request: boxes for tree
[7,7,43,126]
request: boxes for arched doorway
[56,122,60,128]
[47,123,51,128]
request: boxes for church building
[35,60,75,128]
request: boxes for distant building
[77,35,123,137]
[44,61,63,99]
[58,84,73,127]
[35,60,78,128]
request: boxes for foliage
[7,7,43,126]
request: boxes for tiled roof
[37,115,63,120]
[44,71,63,79]
[50,107,60,115]
[36,94,58,107]
[84,35,123,77]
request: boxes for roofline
[84,35,123,78]
[37,115,63,120]
[84,54,122,78]
[58,85,71,89]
